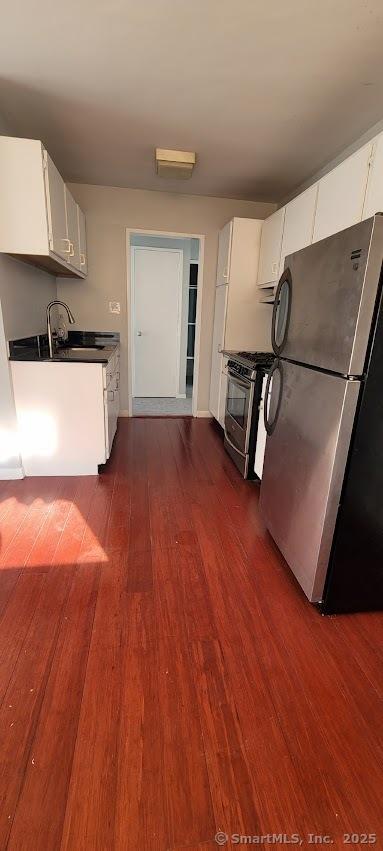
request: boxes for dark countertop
[8,331,120,364]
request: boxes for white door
[44,152,68,260]
[216,220,233,286]
[132,247,183,397]
[209,283,228,419]
[363,134,383,219]
[257,207,285,286]
[279,184,318,275]
[65,187,81,271]
[312,143,372,243]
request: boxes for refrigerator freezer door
[272,215,383,376]
[260,360,360,602]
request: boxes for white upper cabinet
[216,220,233,286]
[64,187,81,271]
[363,134,383,219]
[209,217,270,422]
[78,206,88,275]
[257,207,285,286]
[279,184,318,275]
[313,143,373,244]
[0,136,87,278]
[44,152,69,261]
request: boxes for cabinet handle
[62,238,71,253]
[223,270,229,281]
[80,253,86,266]
[69,242,75,257]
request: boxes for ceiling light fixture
[155,148,196,179]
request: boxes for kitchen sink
[61,345,105,352]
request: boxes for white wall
[0,254,56,341]
[57,184,275,413]
[0,253,57,479]
[130,233,194,397]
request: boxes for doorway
[127,231,202,416]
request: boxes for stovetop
[223,349,274,381]
[236,350,274,365]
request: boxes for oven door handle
[224,432,247,458]
[227,373,252,390]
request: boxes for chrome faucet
[46,300,75,358]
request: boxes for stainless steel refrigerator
[259,214,383,613]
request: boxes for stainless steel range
[223,350,274,478]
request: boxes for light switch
[109,301,121,314]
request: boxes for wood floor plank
[157,630,216,848]
[114,591,168,851]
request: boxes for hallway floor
[132,395,192,415]
[0,418,382,849]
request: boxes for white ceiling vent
[155,148,196,179]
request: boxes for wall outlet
[109,301,121,314]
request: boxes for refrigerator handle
[264,359,283,436]
[272,268,292,356]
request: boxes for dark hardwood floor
[0,417,382,850]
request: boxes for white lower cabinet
[104,351,120,457]
[10,351,120,476]
[209,284,228,420]
[217,359,228,428]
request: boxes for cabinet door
[257,208,285,286]
[218,366,228,428]
[279,184,318,275]
[363,134,383,219]
[65,187,81,271]
[254,374,268,478]
[209,284,228,419]
[77,205,88,274]
[44,152,69,261]
[313,143,372,243]
[216,220,233,286]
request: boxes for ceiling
[1,0,383,202]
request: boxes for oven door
[224,372,254,455]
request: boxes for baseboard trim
[0,467,25,480]
[195,410,213,418]
[176,393,187,399]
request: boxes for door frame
[130,245,184,399]
[126,228,205,417]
